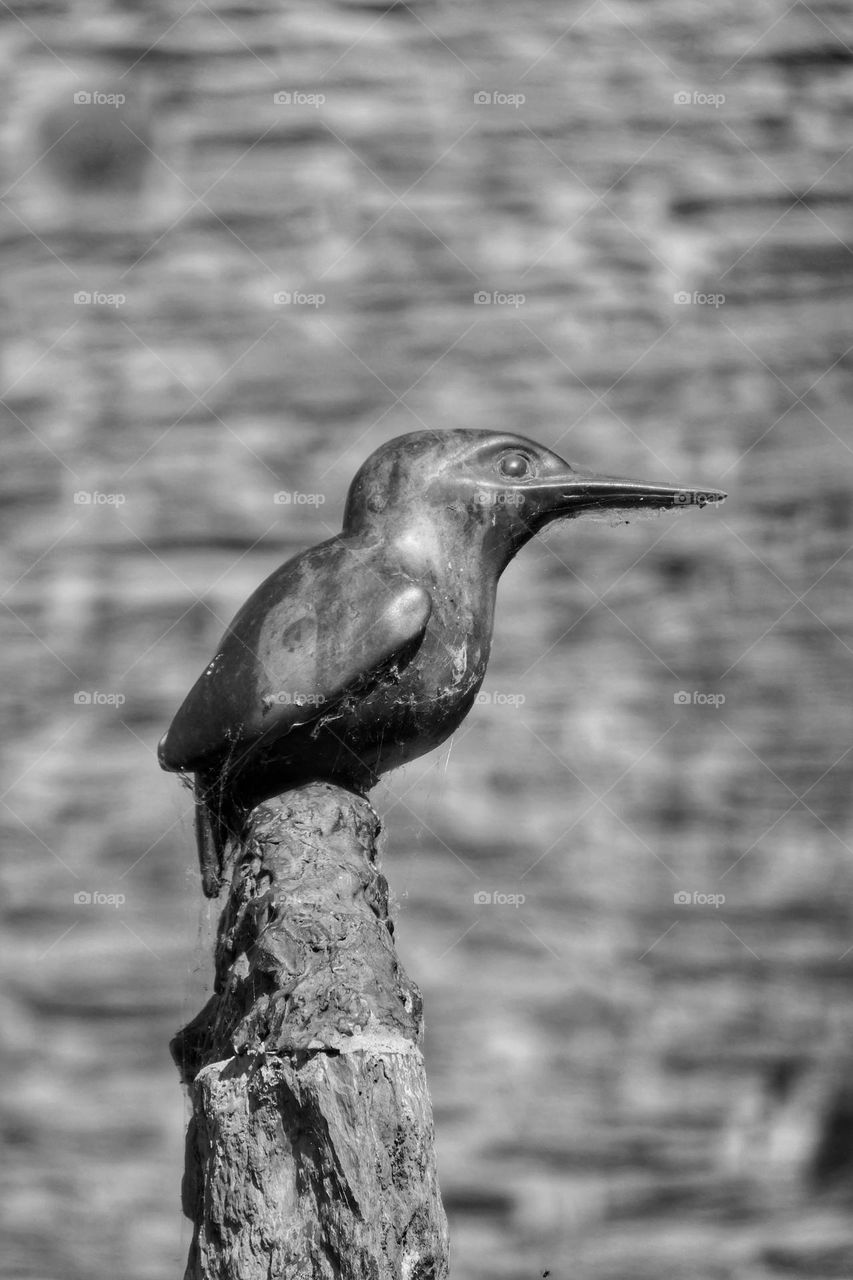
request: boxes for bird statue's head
[343,430,725,572]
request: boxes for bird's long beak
[542,468,727,515]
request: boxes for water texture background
[2,1,853,1277]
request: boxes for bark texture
[171,782,449,1280]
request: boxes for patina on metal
[159,429,725,895]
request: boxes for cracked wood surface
[173,783,449,1280]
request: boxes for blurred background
[2,1,853,1276]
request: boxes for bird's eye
[499,452,530,479]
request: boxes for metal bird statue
[159,429,725,895]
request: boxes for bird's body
[159,429,724,894]
[167,534,495,806]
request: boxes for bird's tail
[193,771,236,898]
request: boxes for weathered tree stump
[171,781,449,1280]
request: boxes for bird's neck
[386,517,507,589]
[347,508,524,610]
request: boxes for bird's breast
[335,591,492,765]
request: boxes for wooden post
[171,781,449,1280]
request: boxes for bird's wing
[160,547,431,772]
